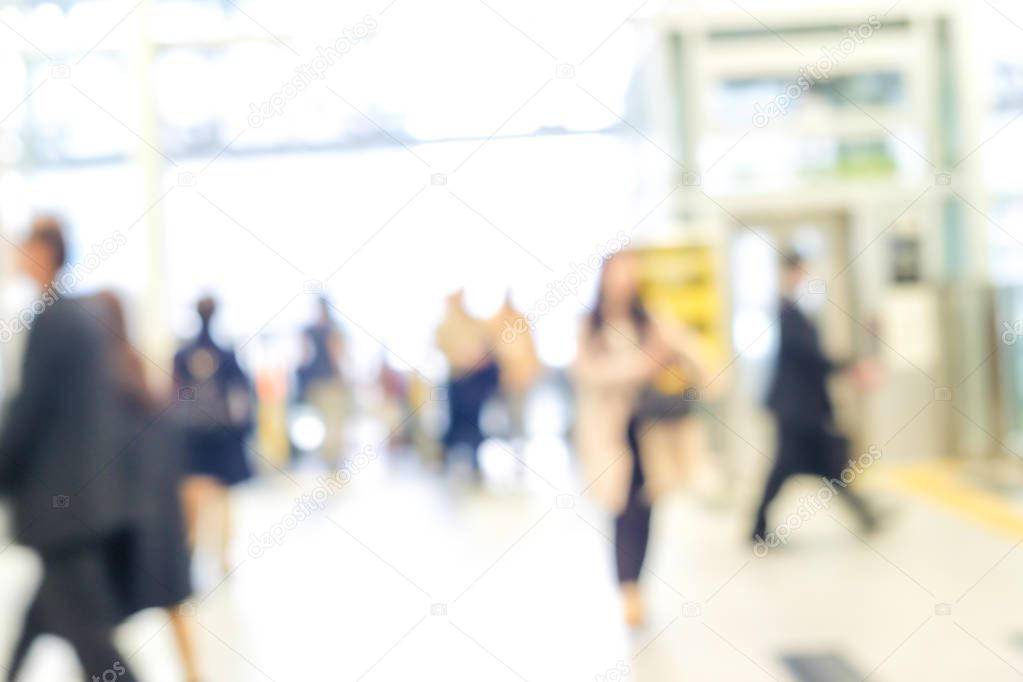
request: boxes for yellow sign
[635,243,723,392]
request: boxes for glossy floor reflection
[2,445,1022,681]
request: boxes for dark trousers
[752,423,874,538]
[443,362,499,470]
[614,418,651,584]
[7,541,138,682]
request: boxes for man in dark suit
[751,251,877,543]
[0,217,139,681]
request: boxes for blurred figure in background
[174,296,254,577]
[296,296,347,466]
[435,289,499,477]
[751,251,878,543]
[0,218,139,681]
[93,292,199,682]
[378,351,413,452]
[489,292,541,451]
[573,251,707,627]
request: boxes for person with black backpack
[174,296,254,578]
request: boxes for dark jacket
[172,330,253,435]
[0,297,129,553]
[765,298,840,432]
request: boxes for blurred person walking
[296,296,347,465]
[93,292,200,682]
[174,296,254,578]
[436,289,499,477]
[573,252,707,627]
[488,292,542,449]
[751,251,878,543]
[0,218,140,681]
[378,351,413,451]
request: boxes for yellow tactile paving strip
[880,461,1023,539]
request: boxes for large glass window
[0,0,667,379]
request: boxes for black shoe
[861,506,891,536]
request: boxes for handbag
[633,360,701,422]
[634,384,700,421]
[793,427,850,477]
[821,429,851,478]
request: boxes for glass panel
[989,198,1023,286]
[0,163,147,295]
[0,49,29,167]
[26,53,137,163]
[161,133,648,372]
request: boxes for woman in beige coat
[572,251,708,626]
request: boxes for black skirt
[119,415,193,615]
[186,428,252,487]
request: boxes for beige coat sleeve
[435,319,456,363]
[571,327,652,389]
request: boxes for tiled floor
[2,446,1022,681]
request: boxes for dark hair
[197,296,217,326]
[27,215,67,269]
[782,250,805,271]
[587,254,649,343]
[92,291,156,410]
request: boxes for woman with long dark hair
[573,251,707,627]
[92,291,200,682]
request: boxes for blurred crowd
[0,215,887,680]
